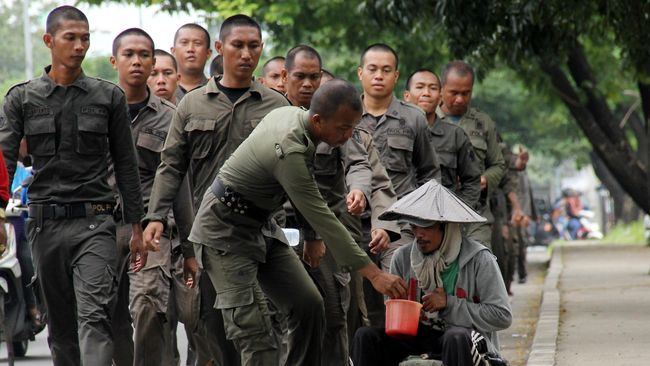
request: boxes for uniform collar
[144,86,162,112]
[40,65,90,97]
[361,94,401,120]
[205,75,263,99]
[436,105,470,120]
[429,121,445,136]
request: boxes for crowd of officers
[0,5,536,366]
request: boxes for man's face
[148,55,179,103]
[171,28,211,74]
[358,50,399,99]
[283,52,322,108]
[404,71,441,115]
[441,71,473,116]
[111,35,154,89]
[216,26,263,83]
[260,59,285,93]
[313,105,361,147]
[413,223,445,254]
[44,20,90,71]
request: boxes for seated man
[351,180,512,366]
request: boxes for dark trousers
[351,325,474,366]
[27,214,117,366]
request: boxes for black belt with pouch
[28,202,114,221]
[210,178,269,221]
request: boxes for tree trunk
[590,152,640,224]
[541,63,650,214]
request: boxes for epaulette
[4,80,31,98]
[160,97,177,110]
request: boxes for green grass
[600,220,646,245]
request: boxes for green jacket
[0,67,144,223]
[427,120,481,209]
[189,107,372,272]
[358,96,440,199]
[146,77,289,222]
[437,107,505,213]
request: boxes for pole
[22,0,33,80]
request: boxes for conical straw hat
[379,179,486,225]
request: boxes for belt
[28,202,114,220]
[211,178,269,221]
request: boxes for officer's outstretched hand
[143,221,164,251]
[346,189,367,216]
[130,224,148,272]
[359,263,407,299]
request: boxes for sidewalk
[527,241,650,366]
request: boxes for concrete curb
[526,245,562,366]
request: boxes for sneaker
[518,276,527,284]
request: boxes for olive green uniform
[174,74,208,103]
[490,141,518,287]
[189,106,373,366]
[427,120,481,209]
[358,96,440,274]
[302,131,372,365]
[145,77,288,365]
[437,107,506,249]
[0,67,144,366]
[110,91,194,366]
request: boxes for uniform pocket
[184,118,217,160]
[216,287,271,339]
[136,130,165,172]
[77,115,108,155]
[313,143,339,176]
[25,116,56,156]
[469,136,488,161]
[384,134,414,173]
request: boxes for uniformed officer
[171,23,212,102]
[148,49,180,104]
[357,43,441,327]
[512,146,536,284]
[259,56,286,93]
[110,28,195,366]
[188,79,408,366]
[0,6,145,366]
[490,137,521,294]
[403,68,481,209]
[143,15,289,366]
[282,44,390,365]
[437,60,506,249]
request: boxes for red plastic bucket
[385,299,423,338]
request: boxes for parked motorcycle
[0,189,43,365]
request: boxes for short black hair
[310,79,362,119]
[219,14,261,42]
[112,28,155,57]
[154,49,177,71]
[210,55,223,77]
[360,43,399,69]
[405,68,440,91]
[285,45,322,72]
[46,5,88,35]
[441,60,475,86]
[173,23,211,48]
[262,56,285,77]
[321,68,335,79]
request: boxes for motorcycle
[0,187,43,365]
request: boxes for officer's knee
[442,326,472,349]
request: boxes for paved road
[0,325,191,365]
[499,245,550,366]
